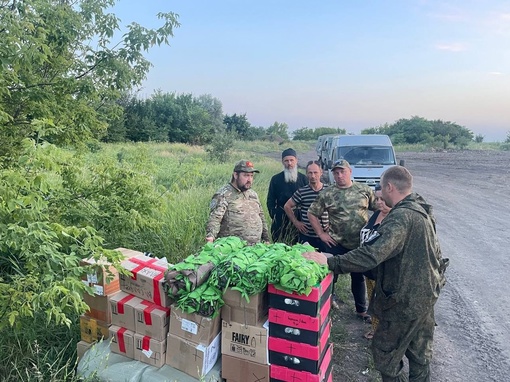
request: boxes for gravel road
[292,149,510,381]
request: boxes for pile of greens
[166,237,330,317]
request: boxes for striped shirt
[291,185,329,238]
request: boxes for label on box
[181,318,198,335]
[142,348,153,358]
[87,273,98,284]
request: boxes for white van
[317,134,342,170]
[326,135,403,187]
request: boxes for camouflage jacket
[327,193,448,321]
[308,182,376,249]
[206,183,270,245]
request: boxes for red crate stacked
[268,272,334,382]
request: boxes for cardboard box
[76,340,95,362]
[222,355,270,382]
[269,312,331,346]
[109,325,135,359]
[135,300,170,341]
[270,345,332,382]
[119,255,172,307]
[110,291,143,332]
[83,293,111,323]
[169,305,221,345]
[269,331,331,373]
[79,315,110,343]
[221,289,268,326]
[134,333,167,368]
[268,273,333,317]
[80,247,143,296]
[221,319,269,365]
[165,332,221,379]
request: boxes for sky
[112,0,510,142]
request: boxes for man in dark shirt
[267,148,307,244]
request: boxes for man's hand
[205,236,214,243]
[318,232,337,248]
[295,221,308,234]
[302,251,328,265]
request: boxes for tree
[267,121,289,140]
[292,127,346,140]
[0,0,180,166]
[224,113,251,138]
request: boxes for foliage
[224,113,251,138]
[362,116,474,148]
[292,127,346,140]
[474,134,484,143]
[505,131,510,143]
[0,0,180,166]
[116,91,221,145]
[205,130,236,162]
[267,121,290,140]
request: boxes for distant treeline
[106,91,479,149]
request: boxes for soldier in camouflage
[206,160,270,245]
[308,159,376,316]
[304,166,449,382]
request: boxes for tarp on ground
[77,340,222,382]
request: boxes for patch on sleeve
[365,231,381,245]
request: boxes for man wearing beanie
[267,148,308,244]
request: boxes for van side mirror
[327,160,332,169]
[399,159,406,166]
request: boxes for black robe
[266,171,308,244]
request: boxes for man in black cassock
[267,148,308,244]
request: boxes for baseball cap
[331,159,351,170]
[234,160,260,173]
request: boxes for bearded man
[206,160,269,244]
[267,148,308,244]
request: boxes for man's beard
[284,167,298,183]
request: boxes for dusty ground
[287,149,510,381]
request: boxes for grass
[2,137,502,381]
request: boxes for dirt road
[294,149,510,381]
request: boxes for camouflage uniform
[308,181,376,249]
[326,193,448,382]
[206,183,269,245]
[308,180,376,313]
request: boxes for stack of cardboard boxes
[165,305,222,379]
[220,289,270,382]
[109,251,172,368]
[77,249,138,360]
[268,273,334,382]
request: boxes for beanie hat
[281,148,297,159]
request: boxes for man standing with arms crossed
[283,160,328,251]
[307,159,375,315]
[304,166,448,382]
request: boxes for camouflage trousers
[372,307,435,382]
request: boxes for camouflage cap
[234,160,260,173]
[331,159,351,170]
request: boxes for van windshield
[336,146,395,165]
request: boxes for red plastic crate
[268,273,333,317]
[270,342,333,380]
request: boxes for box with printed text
[79,315,110,343]
[221,319,269,365]
[222,355,270,382]
[169,305,221,345]
[119,255,172,307]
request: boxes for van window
[335,146,395,165]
